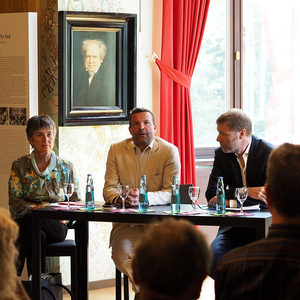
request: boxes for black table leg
[75,220,89,300]
[256,219,272,240]
[31,214,41,300]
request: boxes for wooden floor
[63,276,215,300]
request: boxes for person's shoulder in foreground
[0,208,30,300]
[215,224,300,300]
[215,143,300,300]
[132,218,212,300]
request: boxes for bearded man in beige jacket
[103,107,181,294]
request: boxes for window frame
[195,0,243,160]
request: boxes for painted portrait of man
[72,31,116,107]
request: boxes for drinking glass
[63,182,74,209]
[119,185,129,211]
[235,187,248,215]
[188,186,200,210]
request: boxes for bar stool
[46,239,77,299]
[115,267,129,300]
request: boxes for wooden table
[30,204,272,300]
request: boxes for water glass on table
[63,182,74,209]
[119,185,129,211]
[188,186,200,210]
[235,187,248,215]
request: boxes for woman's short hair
[26,114,56,139]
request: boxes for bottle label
[139,193,149,211]
[139,193,147,203]
[171,194,180,204]
[171,194,180,214]
[85,191,94,209]
[216,194,226,214]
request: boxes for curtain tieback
[153,53,192,89]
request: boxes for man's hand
[209,186,266,208]
[247,186,266,204]
[59,220,69,224]
[208,196,230,208]
[208,196,216,208]
[126,188,139,207]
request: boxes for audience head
[133,218,211,300]
[82,39,107,74]
[266,143,300,220]
[129,107,157,152]
[0,208,19,297]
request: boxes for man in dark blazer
[73,39,115,107]
[205,109,273,278]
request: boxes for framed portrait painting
[58,11,137,126]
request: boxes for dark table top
[31,204,272,228]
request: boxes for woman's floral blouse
[9,153,81,219]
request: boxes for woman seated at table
[8,114,81,277]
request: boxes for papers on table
[55,201,85,206]
[50,202,84,210]
[226,204,260,211]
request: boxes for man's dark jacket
[206,135,274,208]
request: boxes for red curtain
[156,0,210,185]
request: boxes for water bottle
[216,176,226,214]
[139,174,149,212]
[171,176,180,214]
[85,174,95,210]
